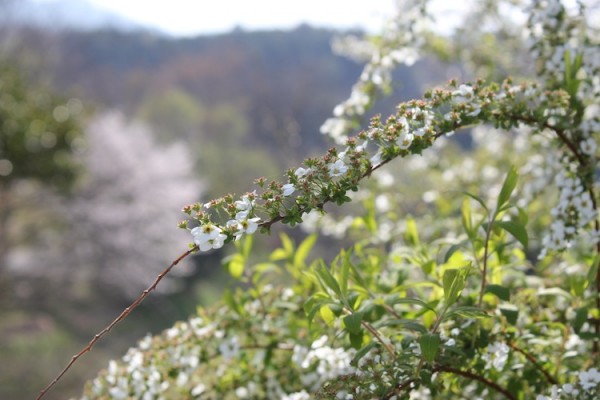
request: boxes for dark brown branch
[35,247,197,400]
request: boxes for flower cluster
[535,368,600,399]
[291,335,356,390]
[322,0,429,144]
[185,192,261,252]
[540,164,598,256]
[482,341,510,370]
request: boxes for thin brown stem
[35,247,197,400]
[436,366,516,400]
[509,342,558,384]
[385,365,516,400]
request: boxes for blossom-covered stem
[35,246,197,400]
[508,342,558,385]
[258,159,391,231]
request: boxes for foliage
[72,0,600,399]
[0,62,82,188]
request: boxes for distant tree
[19,112,202,300]
[0,63,82,270]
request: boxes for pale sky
[86,0,398,37]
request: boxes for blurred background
[0,0,449,398]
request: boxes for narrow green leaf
[564,49,572,86]
[496,166,518,210]
[462,191,489,214]
[384,295,437,313]
[270,248,289,261]
[348,259,369,289]
[320,305,336,326]
[343,312,363,335]
[240,234,253,258]
[404,217,420,246]
[461,197,474,238]
[444,306,490,320]
[496,220,528,249]
[420,333,441,363]
[537,287,572,299]
[485,284,510,301]
[280,232,294,254]
[315,261,342,297]
[351,342,378,365]
[294,233,317,268]
[340,250,351,297]
[443,267,468,306]
[373,319,428,333]
[586,253,600,289]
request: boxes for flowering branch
[38,78,593,399]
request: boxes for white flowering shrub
[36,1,600,399]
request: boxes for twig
[35,246,197,400]
[436,366,517,400]
[508,342,558,384]
[385,365,516,400]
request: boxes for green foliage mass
[0,63,82,190]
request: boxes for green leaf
[499,305,519,325]
[349,331,364,349]
[461,197,474,239]
[444,306,490,320]
[373,319,428,333]
[495,220,528,249]
[404,217,420,246]
[315,261,342,297]
[343,312,363,335]
[351,342,378,365]
[270,248,290,261]
[419,333,441,363]
[443,267,469,306]
[227,253,245,279]
[537,287,572,299]
[485,284,510,302]
[384,295,437,313]
[572,307,588,334]
[496,166,518,210]
[240,234,253,258]
[444,243,464,264]
[280,232,294,254]
[320,305,336,326]
[586,253,600,289]
[462,191,490,215]
[294,234,317,268]
[340,250,351,297]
